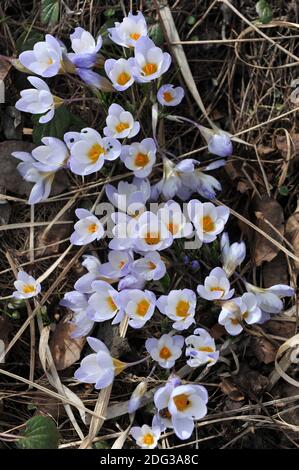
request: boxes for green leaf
[149,23,164,46]
[187,16,196,25]
[17,416,59,449]
[256,0,273,24]
[16,30,44,53]
[32,107,86,145]
[104,8,115,17]
[159,273,171,293]
[41,0,60,25]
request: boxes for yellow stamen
[147,261,156,270]
[210,286,225,297]
[135,152,149,167]
[130,32,141,41]
[87,143,105,163]
[198,346,214,353]
[168,222,178,235]
[144,232,161,245]
[115,122,129,133]
[163,91,174,102]
[160,408,171,419]
[47,57,53,65]
[118,261,126,269]
[143,433,154,446]
[136,298,150,317]
[117,71,130,86]
[159,346,172,360]
[87,223,97,233]
[173,393,190,412]
[22,284,35,294]
[231,317,239,325]
[142,63,157,76]
[107,296,117,311]
[202,215,215,232]
[175,300,190,318]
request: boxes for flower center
[142,63,157,76]
[47,57,53,65]
[115,121,129,133]
[143,433,154,446]
[210,286,225,297]
[198,346,214,353]
[87,223,97,233]
[87,143,105,163]
[118,261,126,269]
[173,393,191,412]
[130,32,141,41]
[175,300,190,318]
[135,152,149,167]
[242,311,248,319]
[107,296,117,311]
[117,71,131,86]
[136,298,150,317]
[231,317,239,325]
[144,232,161,245]
[167,222,178,235]
[202,215,215,232]
[163,91,174,102]
[160,408,171,419]
[147,261,156,270]
[159,346,172,360]
[22,284,35,294]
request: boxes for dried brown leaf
[220,378,245,401]
[251,337,278,364]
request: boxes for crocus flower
[218,299,243,335]
[13,271,41,299]
[199,125,233,157]
[30,137,69,172]
[145,334,184,368]
[60,291,94,338]
[108,11,147,48]
[106,178,150,216]
[131,211,173,252]
[120,289,156,328]
[197,267,234,301]
[74,255,103,294]
[187,200,230,243]
[220,232,246,278]
[19,35,63,77]
[70,208,105,245]
[131,251,166,281]
[12,150,56,204]
[87,280,121,322]
[68,27,102,68]
[74,337,126,389]
[97,250,133,279]
[131,37,171,83]
[15,76,62,123]
[131,425,160,449]
[128,382,148,414]
[168,384,208,440]
[185,328,219,368]
[245,281,294,314]
[104,58,135,91]
[157,289,196,330]
[157,200,193,239]
[120,138,156,178]
[157,84,184,106]
[118,272,146,291]
[103,103,140,139]
[153,377,180,432]
[69,128,121,176]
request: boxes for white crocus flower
[131,425,160,450]
[132,211,173,252]
[104,58,135,91]
[132,251,166,281]
[199,125,233,157]
[19,35,63,77]
[120,289,156,329]
[245,281,294,314]
[70,208,105,245]
[187,200,229,243]
[30,137,69,172]
[60,291,94,338]
[108,11,147,48]
[157,289,196,331]
[69,27,102,59]
[109,212,140,251]
[197,267,234,301]
[13,271,41,299]
[15,76,62,123]
[157,200,193,239]
[145,334,184,369]
[168,384,208,440]
[68,127,121,176]
[74,337,126,390]
[220,232,246,278]
[74,255,103,294]
[87,281,121,323]
[185,328,219,368]
[104,103,140,139]
[121,138,156,178]
[97,250,133,279]
[106,177,150,217]
[153,377,181,432]
[218,293,262,336]
[131,37,171,83]
[157,84,184,106]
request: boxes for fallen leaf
[234,366,269,397]
[285,201,299,274]
[252,195,284,266]
[220,378,245,401]
[251,336,278,364]
[49,313,86,371]
[0,57,12,82]
[264,320,295,339]
[210,323,226,340]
